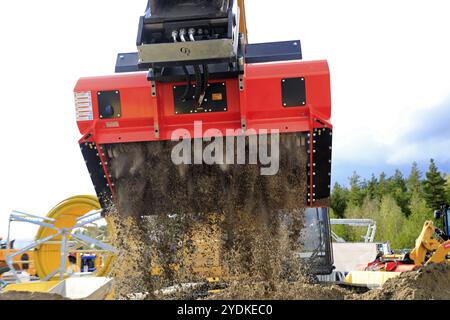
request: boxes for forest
[330,159,450,249]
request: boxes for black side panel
[312,128,333,204]
[97,91,122,119]
[80,142,112,208]
[116,53,140,73]
[281,77,307,108]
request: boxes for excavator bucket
[75,61,332,216]
[74,0,334,277]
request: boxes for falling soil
[106,133,309,219]
[106,214,155,299]
[104,133,316,299]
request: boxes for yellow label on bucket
[212,93,223,101]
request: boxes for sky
[0,0,449,239]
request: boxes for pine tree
[390,170,407,192]
[407,162,422,194]
[386,170,410,216]
[376,172,387,200]
[423,159,447,210]
[367,174,378,200]
[445,174,450,204]
[331,163,448,246]
[348,172,364,206]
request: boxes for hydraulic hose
[182,66,191,102]
[201,64,209,95]
[194,65,202,106]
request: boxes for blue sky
[332,96,450,185]
[0,0,450,239]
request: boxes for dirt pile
[0,291,68,300]
[211,264,450,301]
[358,264,450,300]
[4,264,450,300]
[209,281,350,300]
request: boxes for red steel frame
[75,60,332,206]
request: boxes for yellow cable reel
[34,195,114,280]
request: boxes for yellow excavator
[0,237,36,279]
[409,206,450,266]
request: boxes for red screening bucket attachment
[75,59,332,218]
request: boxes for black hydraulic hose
[194,65,202,106]
[201,64,209,97]
[182,65,191,102]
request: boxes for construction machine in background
[367,205,450,272]
[74,0,334,279]
[0,237,36,279]
[346,205,450,287]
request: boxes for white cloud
[386,140,450,165]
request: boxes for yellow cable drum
[34,195,114,279]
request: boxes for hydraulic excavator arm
[411,206,450,266]
[409,221,444,265]
[237,0,247,42]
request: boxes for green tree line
[331,159,450,249]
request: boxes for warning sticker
[75,91,93,121]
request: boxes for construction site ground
[2,264,450,300]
